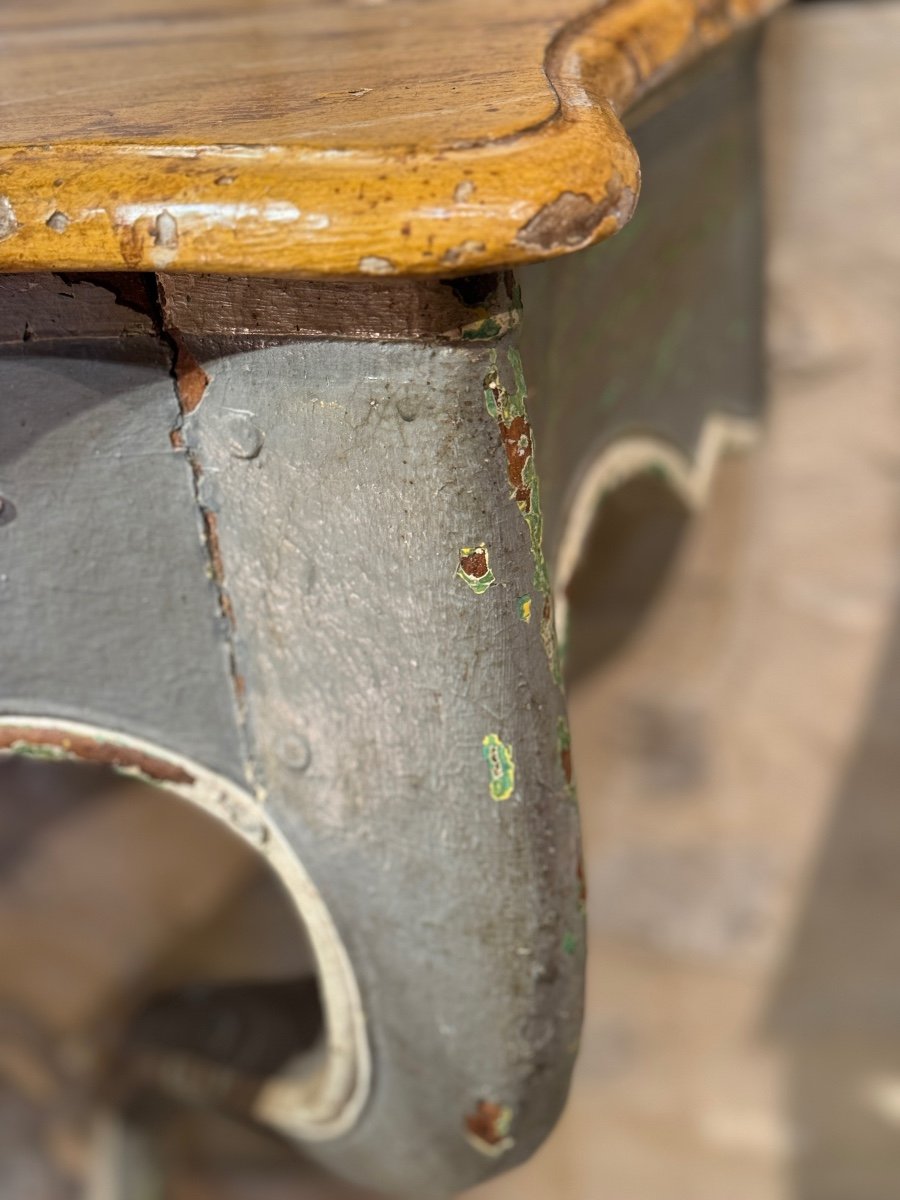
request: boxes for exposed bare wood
[157,272,519,341]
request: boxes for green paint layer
[482,733,515,801]
[484,348,562,686]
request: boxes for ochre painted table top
[0,0,780,277]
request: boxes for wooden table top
[0,0,779,278]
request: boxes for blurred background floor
[478,5,900,1199]
[2,3,899,1197]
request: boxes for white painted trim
[0,715,371,1144]
[553,416,759,643]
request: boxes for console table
[0,0,783,1193]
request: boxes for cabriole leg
[0,271,584,1197]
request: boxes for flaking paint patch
[484,350,562,685]
[460,307,519,342]
[514,181,637,252]
[576,853,587,912]
[0,727,194,786]
[540,594,560,686]
[562,931,579,956]
[200,508,236,626]
[484,351,547,594]
[0,197,17,241]
[557,715,575,795]
[359,255,395,275]
[482,734,515,801]
[151,308,255,792]
[461,315,502,340]
[457,543,495,594]
[442,239,486,266]
[171,332,209,413]
[517,594,532,623]
[465,1100,515,1156]
[151,209,179,268]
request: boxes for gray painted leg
[176,322,583,1197]
[0,274,584,1197]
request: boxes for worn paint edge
[464,1100,516,1156]
[553,414,759,652]
[482,733,516,802]
[457,543,496,594]
[150,288,264,800]
[484,346,563,687]
[0,715,371,1144]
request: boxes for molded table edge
[0,0,783,277]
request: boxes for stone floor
[1,4,899,1198]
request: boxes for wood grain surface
[0,0,780,278]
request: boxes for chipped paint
[0,717,371,1144]
[442,239,487,266]
[457,544,495,594]
[0,725,194,786]
[484,350,547,594]
[557,715,574,793]
[540,594,561,687]
[0,0,783,280]
[465,1101,515,1156]
[0,197,17,241]
[562,931,579,956]
[154,209,178,249]
[482,734,515,801]
[515,182,637,252]
[460,305,520,342]
[576,853,587,912]
[461,315,503,341]
[171,332,209,414]
[200,509,236,626]
[359,254,395,274]
[517,594,532,623]
[150,208,179,268]
[484,349,562,685]
[152,309,248,769]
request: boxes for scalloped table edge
[0,0,784,278]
